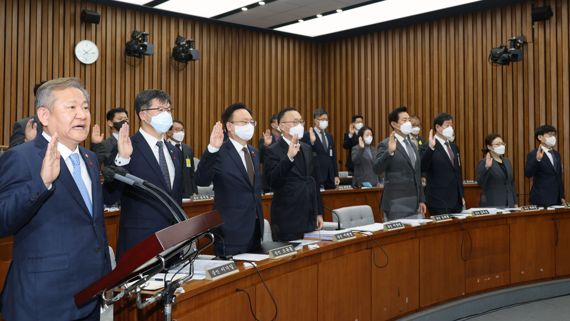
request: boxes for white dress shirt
[540,145,555,166]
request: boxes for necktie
[320,131,328,150]
[404,138,417,167]
[69,153,93,216]
[242,147,255,185]
[445,142,455,166]
[156,141,171,190]
[175,143,181,151]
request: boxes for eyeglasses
[231,120,257,126]
[281,120,305,126]
[142,106,173,113]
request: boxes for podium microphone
[103,166,188,222]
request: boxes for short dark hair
[535,124,557,140]
[270,114,278,123]
[482,133,501,154]
[352,115,363,123]
[168,120,185,132]
[135,89,171,116]
[221,102,252,131]
[277,107,298,124]
[313,107,327,119]
[358,126,374,139]
[433,113,453,128]
[106,107,128,121]
[388,106,408,124]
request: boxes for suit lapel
[81,148,99,220]
[132,132,171,191]
[396,140,414,169]
[58,156,92,219]
[436,140,455,168]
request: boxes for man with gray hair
[0,77,116,320]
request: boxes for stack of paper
[304,229,351,241]
[348,223,384,232]
[394,219,432,227]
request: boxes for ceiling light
[298,19,304,23]
[155,0,259,18]
[259,1,266,5]
[336,9,343,13]
[241,7,248,11]
[316,14,323,18]
[275,0,483,37]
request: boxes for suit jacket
[91,135,117,166]
[264,139,323,241]
[105,131,184,258]
[525,148,564,207]
[373,137,425,220]
[421,140,464,213]
[0,136,110,321]
[351,144,379,187]
[9,116,43,148]
[343,132,360,172]
[195,140,264,256]
[176,143,198,197]
[477,157,517,207]
[302,129,339,189]
[258,135,279,192]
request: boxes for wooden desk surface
[114,208,570,321]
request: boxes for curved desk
[114,208,570,321]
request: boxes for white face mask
[234,123,255,141]
[364,136,373,145]
[493,145,505,155]
[149,111,173,134]
[411,127,421,135]
[442,126,454,140]
[399,121,413,135]
[289,124,305,139]
[172,131,185,142]
[318,120,328,130]
[545,136,556,147]
[354,123,364,131]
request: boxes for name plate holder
[521,205,540,212]
[205,262,239,281]
[332,230,356,242]
[471,210,492,216]
[432,214,453,222]
[269,245,297,259]
[384,222,405,231]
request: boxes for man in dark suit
[105,89,183,258]
[167,119,198,197]
[421,113,464,215]
[525,125,565,207]
[264,107,324,241]
[195,103,264,257]
[302,107,339,189]
[374,106,426,221]
[0,78,111,320]
[257,114,281,192]
[90,107,129,166]
[343,114,365,174]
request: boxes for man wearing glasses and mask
[105,89,184,258]
[195,103,264,257]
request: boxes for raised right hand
[388,131,397,154]
[41,133,61,188]
[210,121,224,149]
[536,148,544,161]
[309,128,316,145]
[263,129,272,146]
[91,124,104,144]
[485,152,493,169]
[24,118,38,142]
[349,123,355,134]
[287,135,301,159]
[428,129,436,149]
[117,123,132,159]
[358,136,365,148]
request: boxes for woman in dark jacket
[476,133,517,207]
[351,127,379,187]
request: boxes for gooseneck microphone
[102,166,188,223]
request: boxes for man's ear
[37,107,50,127]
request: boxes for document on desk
[304,229,351,241]
[232,253,270,262]
[462,208,501,215]
[348,223,385,232]
[394,219,432,227]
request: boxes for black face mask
[112,120,128,131]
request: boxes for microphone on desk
[102,166,188,223]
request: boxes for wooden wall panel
[1,0,569,205]
[321,0,570,205]
[0,0,322,154]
